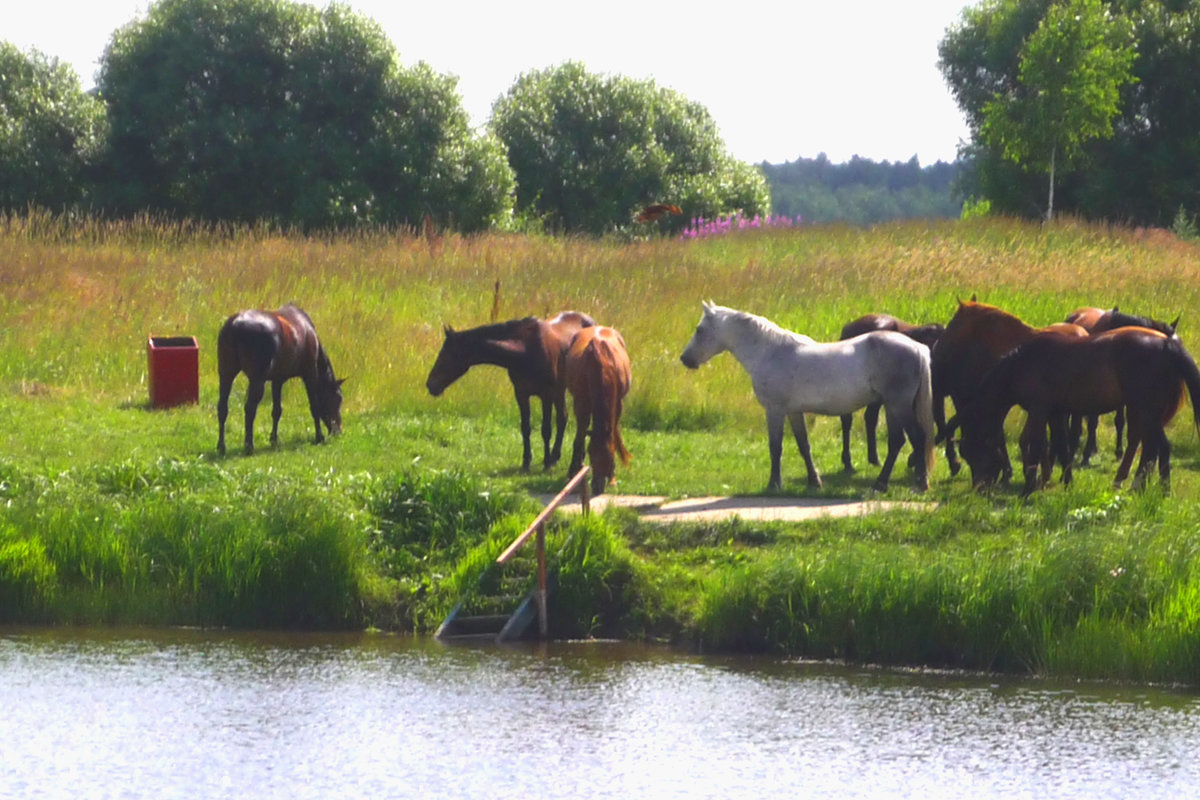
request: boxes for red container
[147,335,199,409]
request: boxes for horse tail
[1165,337,1200,438]
[914,350,937,473]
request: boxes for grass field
[3,212,1200,684]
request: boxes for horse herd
[214,297,1200,498]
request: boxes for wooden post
[536,521,548,639]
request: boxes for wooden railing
[496,465,591,639]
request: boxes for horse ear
[969,293,977,302]
[336,377,347,388]
[1171,313,1181,331]
[443,324,454,336]
[1111,306,1119,313]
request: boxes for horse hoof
[872,481,888,493]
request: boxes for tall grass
[5,213,1200,682]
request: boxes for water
[2,627,1199,799]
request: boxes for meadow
[3,211,1200,684]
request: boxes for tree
[97,0,513,230]
[0,43,105,212]
[979,0,1135,219]
[489,62,769,235]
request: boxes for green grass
[5,213,1200,683]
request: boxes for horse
[425,311,595,472]
[959,327,1200,495]
[216,303,344,456]
[679,302,935,493]
[931,298,1088,480]
[837,313,944,472]
[565,326,632,495]
[1063,306,1180,464]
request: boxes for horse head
[680,301,725,369]
[426,326,470,396]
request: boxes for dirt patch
[532,493,936,523]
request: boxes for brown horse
[931,298,1088,479]
[426,311,595,471]
[838,313,944,472]
[217,303,344,455]
[959,327,1200,495]
[565,326,632,494]
[1064,306,1180,464]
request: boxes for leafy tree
[97,0,513,230]
[979,0,1135,219]
[0,43,105,212]
[489,62,769,235]
[940,0,1200,225]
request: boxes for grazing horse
[565,326,632,495]
[837,313,944,472]
[216,303,344,456]
[1064,306,1180,464]
[679,302,935,492]
[959,327,1200,495]
[931,298,1088,480]
[425,311,595,471]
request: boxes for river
[2,627,1198,799]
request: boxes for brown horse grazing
[931,298,1088,480]
[959,327,1200,495]
[425,311,595,471]
[1064,306,1180,464]
[217,303,344,456]
[838,313,944,472]
[565,326,632,495]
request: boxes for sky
[6,0,973,166]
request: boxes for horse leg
[898,410,930,492]
[301,378,325,445]
[1050,414,1073,486]
[938,405,963,477]
[270,379,286,447]
[549,391,567,468]
[1017,415,1046,497]
[568,397,589,476]
[765,410,786,491]
[840,413,855,473]
[217,373,235,456]
[243,378,266,455]
[1157,429,1171,494]
[1113,425,1141,489]
[1080,414,1098,466]
[539,394,555,470]
[787,411,821,489]
[1114,406,1126,459]
[864,403,882,467]
[515,391,533,472]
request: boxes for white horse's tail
[914,355,937,476]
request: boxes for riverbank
[3,216,1200,684]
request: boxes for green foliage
[939,0,1198,225]
[763,154,963,224]
[1172,205,1199,240]
[489,61,769,235]
[96,0,513,231]
[0,43,105,212]
[978,0,1136,218]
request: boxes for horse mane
[718,306,813,347]
[450,316,540,340]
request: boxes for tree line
[762,155,964,225]
[0,0,767,235]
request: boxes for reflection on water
[2,627,1199,799]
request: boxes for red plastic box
[147,335,199,409]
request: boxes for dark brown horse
[565,326,632,494]
[1064,306,1180,464]
[838,313,944,472]
[426,311,595,471]
[217,303,344,455]
[931,298,1088,479]
[959,327,1200,495]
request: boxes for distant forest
[760,154,964,225]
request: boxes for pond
[2,627,1197,799]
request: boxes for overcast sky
[7,0,973,165]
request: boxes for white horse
[679,301,936,492]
